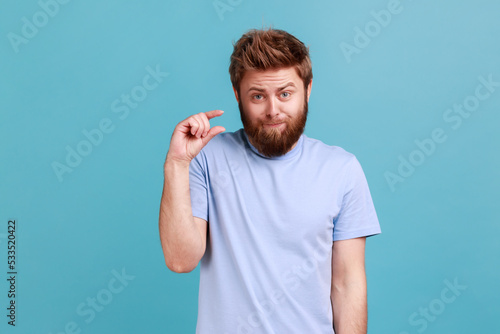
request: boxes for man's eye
[280,92,290,98]
[253,94,263,100]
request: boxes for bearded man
[159,28,381,334]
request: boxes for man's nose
[266,98,280,118]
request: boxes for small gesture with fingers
[167,110,226,165]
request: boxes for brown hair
[229,28,312,94]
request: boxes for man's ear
[232,86,240,103]
[306,79,313,102]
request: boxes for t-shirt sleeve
[189,152,209,222]
[332,155,381,241]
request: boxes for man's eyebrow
[247,82,297,93]
[248,87,266,93]
[277,82,296,91]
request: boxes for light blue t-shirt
[189,128,381,333]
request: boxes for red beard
[239,99,308,158]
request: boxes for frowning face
[234,67,312,157]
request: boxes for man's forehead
[241,67,302,89]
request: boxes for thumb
[202,126,225,144]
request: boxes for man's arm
[158,110,225,273]
[159,159,207,273]
[331,237,367,334]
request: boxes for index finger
[204,109,224,120]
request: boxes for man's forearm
[331,276,367,333]
[159,158,204,272]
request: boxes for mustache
[262,119,286,125]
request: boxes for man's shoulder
[205,128,243,148]
[302,134,356,162]
[195,128,245,160]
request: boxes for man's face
[234,67,312,157]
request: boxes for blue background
[1,0,499,333]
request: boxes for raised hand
[166,110,225,165]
